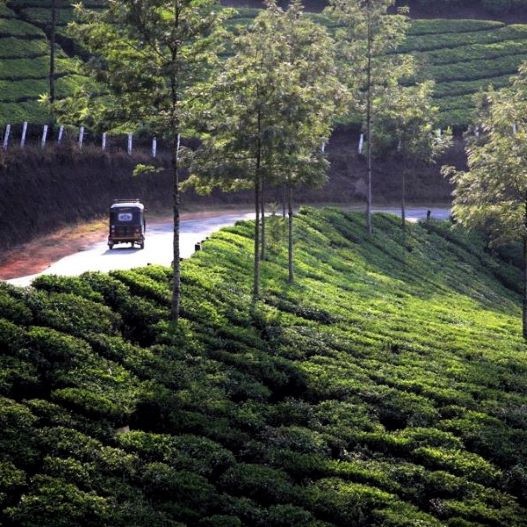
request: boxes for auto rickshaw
[108,199,146,249]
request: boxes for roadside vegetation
[1,208,526,526]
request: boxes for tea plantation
[1,209,526,526]
[2,1,527,127]
[0,2,82,125]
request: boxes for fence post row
[20,122,28,148]
[2,124,11,150]
[41,125,49,149]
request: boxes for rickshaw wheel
[139,242,145,250]
[108,243,114,250]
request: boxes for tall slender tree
[325,0,411,235]
[188,0,341,295]
[443,63,527,338]
[60,0,229,324]
[375,81,452,229]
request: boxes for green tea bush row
[420,51,527,82]
[402,24,527,53]
[0,17,43,38]
[409,18,503,36]
[1,210,527,526]
[0,36,48,58]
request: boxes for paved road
[6,207,449,287]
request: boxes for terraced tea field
[0,2,82,126]
[1,2,527,127]
[405,19,527,126]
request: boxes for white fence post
[79,126,84,148]
[2,124,11,150]
[102,132,107,151]
[127,132,133,155]
[20,122,28,148]
[152,137,157,158]
[41,124,49,148]
[512,123,517,135]
[321,141,326,153]
[358,133,364,154]
[57,125,64,144]
[176,133,181,159]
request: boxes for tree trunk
[365,0,373,236]
[49,0,56,106]
[401,164,406,230]
[523,193,527,339]
[171,134,181,324]
[523,237,527,340]
[288,178,294,283]
[253,165,261,299]
[253,111,262,301]
[260,175,266,261]
[282,184,287,219]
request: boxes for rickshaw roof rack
[113,198,142,204]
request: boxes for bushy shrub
[140,464,219,521]
[27,291,121,338]
[0,460,26,506]
[37,426,103,462]
[32,275,103,303]
[305,477,396,526]
[0,317,27,354]
[28,326,92,366]
[4,475,111,527]
[219,463,297,504]
[0,285,32,325]
[118,431,235,478]
[413,447,501,485]
[110,269,171,308]
[0,398,38,467]
[0,355,39,398]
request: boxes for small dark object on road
[426,210,431,222]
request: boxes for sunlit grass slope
[1,209,526,526]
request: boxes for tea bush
[1,209,527,526]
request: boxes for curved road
[6,207,449,287]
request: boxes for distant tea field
[1,1,527,127]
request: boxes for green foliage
[1,209,527,526]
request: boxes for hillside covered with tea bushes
[3,0,527,127]
[0,2,83,126]
[1,209,526,526]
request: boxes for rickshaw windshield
[110,208,141,225]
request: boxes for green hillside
[228,11,527,127]
[0,3,82,125]
[2,1,527,127]
[1,209,526,526]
